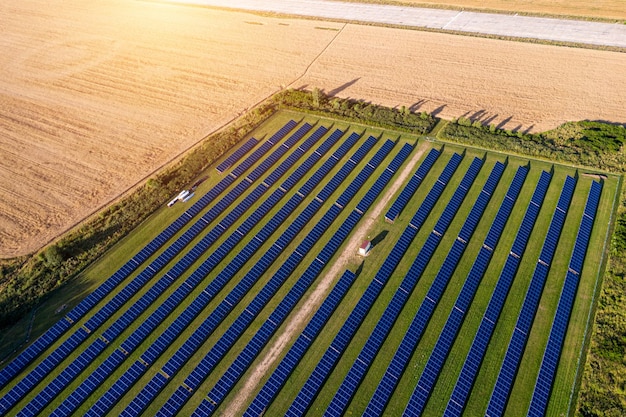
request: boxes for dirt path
[223,139,430,416]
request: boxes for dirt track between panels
[1,0,625,257]
[222,140,431,417]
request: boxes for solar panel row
[0,125,264,389]
[244,270,358,417]
[216,137,259,173]
[323,154,477,417]
[156,140,405,417]
[231,120,297,177]
[527,180,602,417]
[115,135,386,417]
[195,269,358,417]
[485,175,577,417]
[2,193,251,413]
[356,143,414,214]
[362,160,508,417]
[190,143,413,417]
[401,165,528,417]
[79,130,363,417]
[12,122,327,416]
[283,152,470,417]
[444,170,552,417]
[409,153,464,232]
[246,123,313,183]
[384,148,440,223]
[282,129,350,192]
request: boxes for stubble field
[1,0,625,258]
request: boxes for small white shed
[359,240,372,256]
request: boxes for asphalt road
[169,0,626,48]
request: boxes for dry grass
[341,0,626,20]
[1,0,625,258]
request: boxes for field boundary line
[287,22,347,89]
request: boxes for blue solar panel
[407,152,465,232]
[216,137,258,173]
[355,144,413,214]
[485,175,577,417]
[359,162,511,416]
[5,121,331,416]
[231,120,296,178]
[398,167,528,415]
[219,270,357,417]
[118,132,373,414]
[527,181,602,417]
[324,156,490,417]
[159,140,387,416]
[0,171,247,390]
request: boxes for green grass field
[0,110,618,417]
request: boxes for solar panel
[485,175,577,417]
[356,161,507,416]
[356,143,413,214]
[6,121,334,416]
[229,270,357,417]
[216,137,258,173]
[231,120,296,178]
[398,167,528,415]
[159,138,389,416]
[118,132,376,414]
[527,181,602,417]
[408,153,465,232]
[0,174,244,390]
[324,156,490,417]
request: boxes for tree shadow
[496,116,513,130]
[483,114,499,126]
[523,124,535,135]
[410,99,428,112]
[327,78,361,97]
[431,104,447,117]
[469,109,486,121]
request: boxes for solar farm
[0,112,617,416]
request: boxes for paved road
[169,0,626,48]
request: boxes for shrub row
[441,117,626,173]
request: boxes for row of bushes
[443,117,626,173]
[273,88,438,134]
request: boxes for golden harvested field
[348,0,626,20]
[296,23,626,134]
[1,0,625,257]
